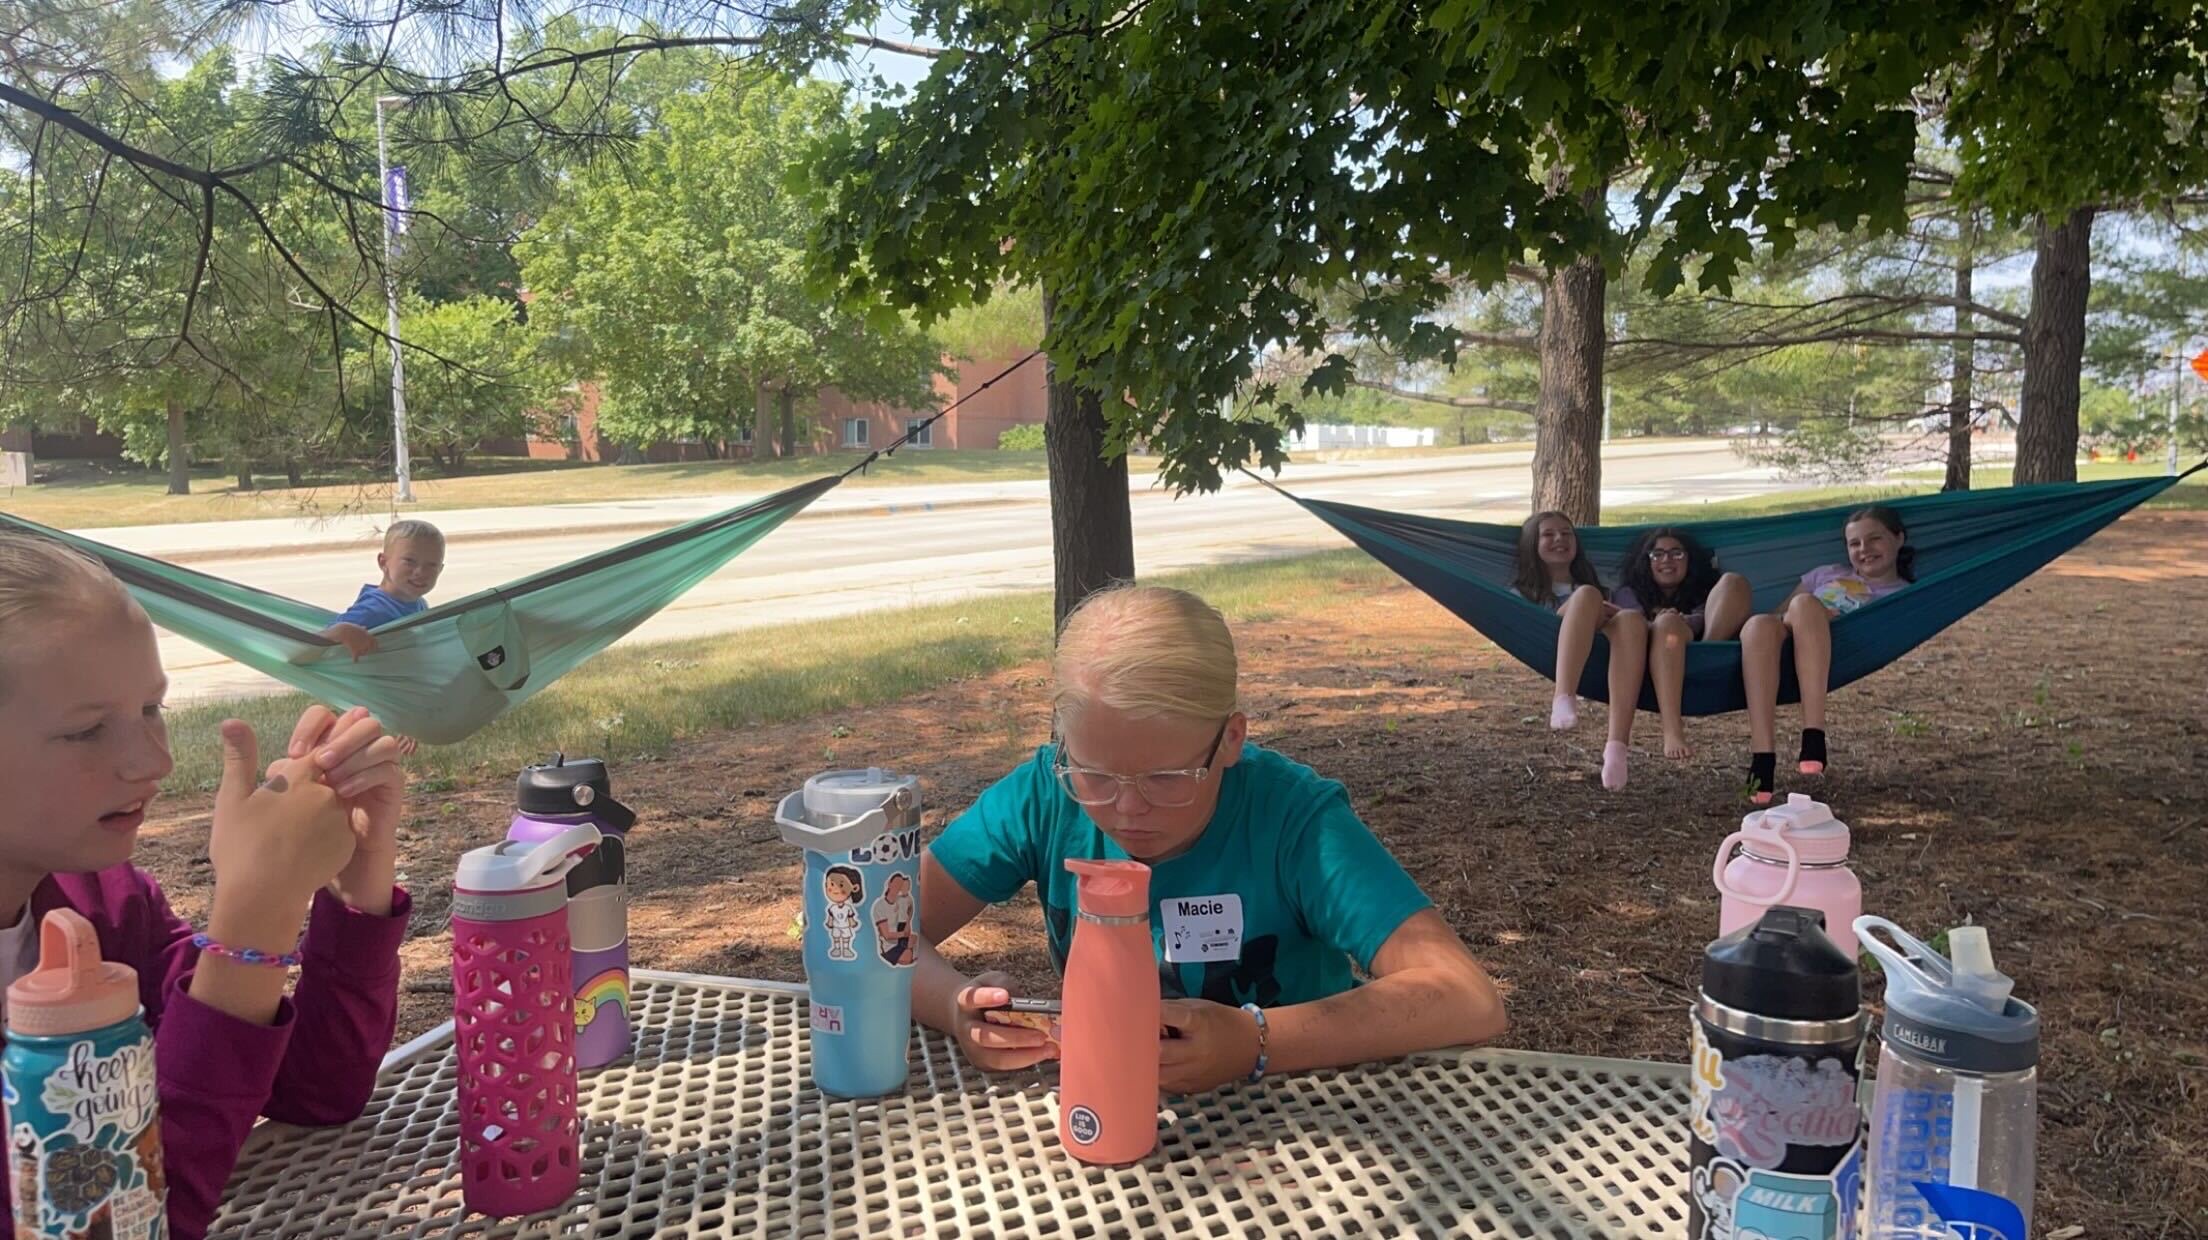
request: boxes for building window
[843,418,870,448]
[905,418,934,448]
[737,422,754,444]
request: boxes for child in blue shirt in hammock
[321,520,445,661]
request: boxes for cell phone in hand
[981,997,1061,1034]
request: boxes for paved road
[152,442,1806,703]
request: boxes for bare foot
[1663,727,1693,760]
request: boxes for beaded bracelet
[1240,1002,1271,1084]
[191,933,304,970]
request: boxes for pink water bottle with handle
[450,822,602,1217]
[1713,793,1863,957]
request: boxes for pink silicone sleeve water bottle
[451,823,602,1218]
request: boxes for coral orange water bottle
[1057,858,1158,1165]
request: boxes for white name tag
[1161,894,1244,963]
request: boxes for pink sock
[1602,741,1629,791]
[1551,694,1579,731]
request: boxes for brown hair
[1844,505,1916,582]
[1512,511,1602,603]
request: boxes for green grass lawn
[1608,460,2206,525]
[1,441,1541,531]
[159,549,1391,794]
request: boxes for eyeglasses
[1646,548,1688,562]
[1053,720,1230,808]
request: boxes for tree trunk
[164,400,190,495]
[1041,290,1135,629]
[234,463,254,491]
[285,460,304,488]
[2017,206,2095,484]
[778,387,799,457]
[1535,246,1606,523]
[1945,213,1978,492]
[754,382,777,459]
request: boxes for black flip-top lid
[517,754,635,832]
[1702,905,1859,1021]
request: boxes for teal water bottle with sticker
[774,769,923,1099]
[4,908,166,1239]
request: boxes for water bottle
[1714,793,1864,957]
[451,823,601,1217]
[773,768,923,1099]
[1690,905,1867,1240]
[1058,858,1159,1166]
[506,755,637,1071]
[3,909,165,1239]
[1856,917,2039,1240]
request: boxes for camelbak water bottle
[451,823,600,1217]
[1857,917,2039,1240]
[774,769,923,1099]
[507,755,636,1070]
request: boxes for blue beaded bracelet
[191,933,304,970]
[1240,1002,1271,1084]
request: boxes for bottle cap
[517,754,635,832]
[6,909,141,1038]
[1855,916,2040,1074]
[1740,794,1852,865]
[1065,858,1152,919]
[456,823,602,895]
[1700,905,1859,1022]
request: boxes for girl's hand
[207,720,358,947]
[288,706,407,916]
[1158,998,1262,1095]
[950,972,1058,1072]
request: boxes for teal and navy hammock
[1270,464,2199,717]
[0,476,837,744]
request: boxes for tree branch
[1350,377,1535,413]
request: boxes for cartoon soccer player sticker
[873,871,917,967]
[822,865,864,962]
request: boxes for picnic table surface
[213,970,1691,1238]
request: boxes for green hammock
[1268,464,2199,717]
[1,476,838,744]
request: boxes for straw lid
[6,908,140,1038]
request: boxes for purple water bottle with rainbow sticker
[507,755,636,1070]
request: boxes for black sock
[1749,752,1777,796]
[1800,728,1828,769]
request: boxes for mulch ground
[135,509,2208,1235]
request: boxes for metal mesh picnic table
[213,970,1692,1238]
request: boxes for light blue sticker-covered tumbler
[774,768,922,1098]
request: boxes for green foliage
[520,70,942,451]
[931,283,1044,361]
[806,0,1978,494]
[993,423,1045,451]
[345,296,564,468]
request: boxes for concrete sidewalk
[73,439,1733,563]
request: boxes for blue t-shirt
[930,743,1432,1008]
[333,585,427,630]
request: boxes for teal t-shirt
[929,743,1432,1008]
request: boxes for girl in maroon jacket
[0,534,411,1239]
